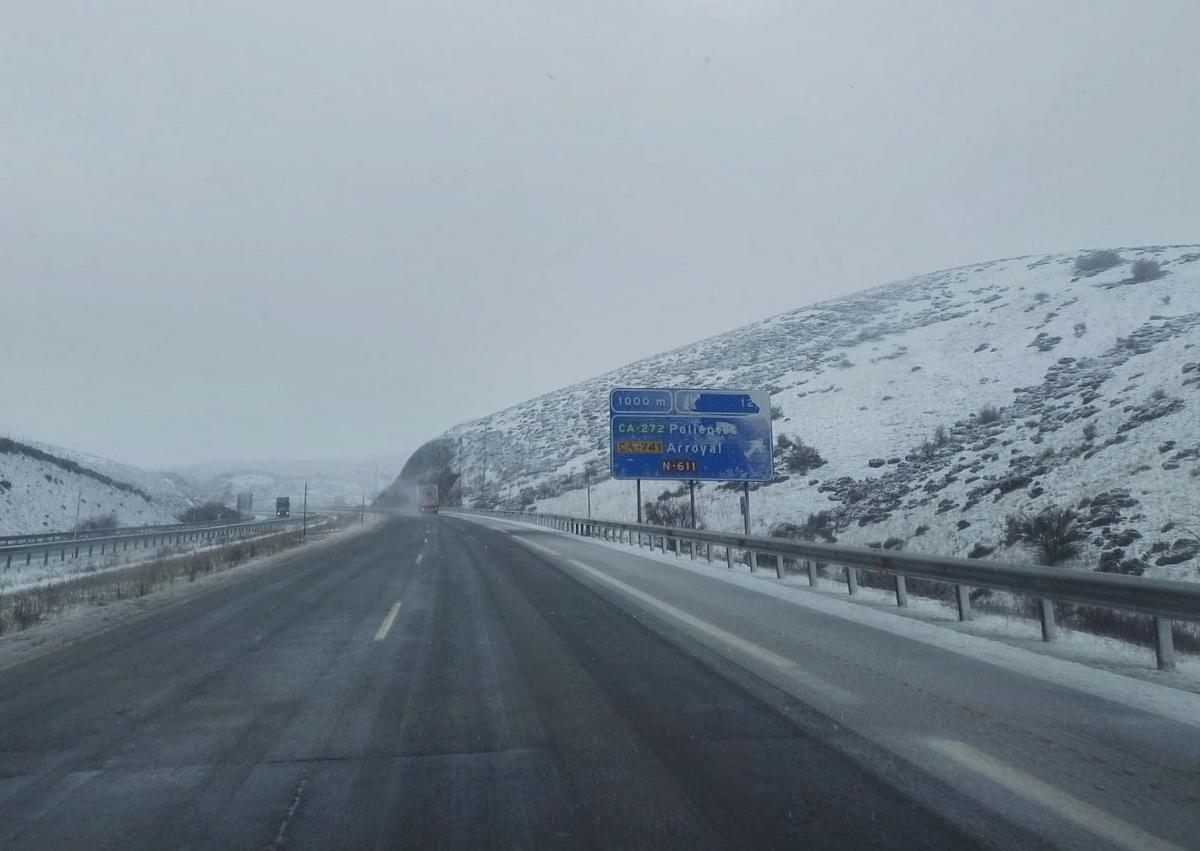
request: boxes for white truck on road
[418,484,439,514]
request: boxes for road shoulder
[0,515,385,674]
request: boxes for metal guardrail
[459,508,1200,672]
[0,520,224,548]
[1,516,319,574]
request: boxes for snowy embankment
[404,245,1200,583]
[0,438,190,535]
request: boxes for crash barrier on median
[0,519,246,548]
[1,516,322,577]
[455,508,1200,672]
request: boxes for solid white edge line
[373,601,402,642]
[926,738,1184,851]
[472,514,1200,732]
[518,536,857,704]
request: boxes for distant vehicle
[275,497,290,518]
[418,484,439,514]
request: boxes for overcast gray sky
[3,0,1197,469]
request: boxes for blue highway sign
[609,388,774,482]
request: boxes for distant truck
[418,484,439,514]
[275,497,291,518]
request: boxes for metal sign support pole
[302,482,308,543]
[689,481,697,529]
[636,479,642,524]
[742,482,750,535]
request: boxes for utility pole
[586,466,592,519]
[302,481,308,543]
[480,422,490,501]
[73,488,82,539]
[361,492,365,525]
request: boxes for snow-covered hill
[179,454,403,514]
[395,245,1200,581]
[0,438,196,534]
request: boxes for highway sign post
[610,388,773,482]
[612,388,772,534]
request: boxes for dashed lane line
[373,601,402,642]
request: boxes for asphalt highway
[0,514,1194,850]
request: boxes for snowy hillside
[21,438,199,519]
[0,438,193,534]
[398,245,1200,581]
[180,454,403,513]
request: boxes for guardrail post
[955,585,972,621]
[706,543,713,564]
[775,554,784,580]
[846,565,859,594]
[660,535,666,554]
[895,575,908,607]
[674,537,681,558]
[4,552,10,570]
[1154,618,1177,671]
[1038,598,1057,641]
[807,560,818,587]
[689,540,696,560]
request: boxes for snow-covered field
[403,245,1200,582]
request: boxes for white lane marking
[485,517,1200,733]
[517,537,855,704]
[416,552,424,566]
[374,601,402,642]
[926,738,1184,851]
[521,537,568,559]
